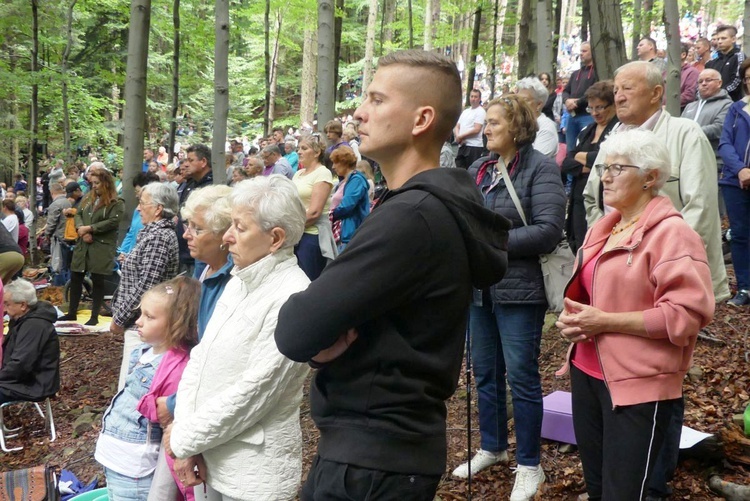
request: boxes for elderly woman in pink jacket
[556,130,714,501]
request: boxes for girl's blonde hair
[141,276,201,352]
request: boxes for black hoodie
[0,301,60,401]
[275,168,509,475]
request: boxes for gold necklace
[611,216,640,235]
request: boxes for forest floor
[1,285,748,500]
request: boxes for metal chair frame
[0,397,56,452]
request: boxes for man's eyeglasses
[594,163,641,177]
[182,221,210,236]
[697,78,719,84]
[586,104,611,113]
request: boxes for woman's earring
[642,184,649,190]
[220,243,227,251]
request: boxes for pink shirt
[571,248,603,380]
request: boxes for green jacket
[71,197,124,275]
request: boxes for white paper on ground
[679,426,712,449]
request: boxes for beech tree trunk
[465,7,481,105]
[334,0,344,101]
[61,0,77,164]
[518,0,533,78]
[663,0,680,116]
[631,0,642,60]
[213,0,229,184]
[744,0,750,55]
[580,0,589,41]
[120,0,151,238]
[535,0,554,74]
[30,0,39,261]
[586,0,626,80]
[424,0,433,50]
[300,19,317,126]
[263,0,271,136]
[317,0,336,128]
[490,0,500,99]
[267,11,282,133]
[407,0,413,48]
[168,0,180,164]
[363,0,378,91]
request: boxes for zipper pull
[627,251,633,266]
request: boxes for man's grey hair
[181,184,233,234]
[262,145,281,158]
[142,182,179,219]
[615,61,663,90]
[6,279,38,306]
[701,68,722,84]
[49,182,64,194]
[516,77,549,105]
[600,129,671,194]
[230,175,305,249]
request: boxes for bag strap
[497,159,528,227]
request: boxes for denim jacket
[101,344,163,444]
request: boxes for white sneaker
[510,465,545,501]
[451,449,508,479]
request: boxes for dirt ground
[0,287,748,500]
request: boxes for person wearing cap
[65,181,83,208]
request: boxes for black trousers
[455,144,485,170]
[300,455,441,501]
[68,271,107,320]
[571,365,679,501]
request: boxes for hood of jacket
[385,168,510,289]
[704,88,731,103]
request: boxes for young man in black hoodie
[275,50,510,500]
[706,25,746,102]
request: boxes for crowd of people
[0,17,746,501]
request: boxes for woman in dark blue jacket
[453,95,565,501]
[330,146,370,252]
[719,58,750,307]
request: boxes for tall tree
[120,0,152,238]
[61,0,77,164]
[489,0,500,98]
[30,0,39,258]
[168,0,180,164]
[465,6,481,105]
[586,0,626,80]
[407,0,413,48]
[535,0,554,74]
[300,17,317,126]
[631,0,642,60]
[266,11,282,133]
[264,0,271,136]
[663,0,680,116]
[363,0,378,91]
[744,0,750,55]
[424,0,433,50]
[213,0,229,184]
[518,0,533,77]
[317,0,335,127]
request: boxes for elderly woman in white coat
[166,175,311,501]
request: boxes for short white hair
[600,129,671,193]
[516,77,549,105]
[181,184,233,234]
[142,182,179,219]
[6,279,38,306]
[230,175,305,249]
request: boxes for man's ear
[413,106,437,138]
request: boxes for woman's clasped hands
[556,297,608,344]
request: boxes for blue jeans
[105,467,153,501]
[469,301,546,466]
[722,184,750,290]
[565,113,595,151]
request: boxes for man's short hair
[640,37,658,52]
[3,199,16,211]
[186,144,212,165]
[696,37,710,48]
[133,172,160,188]
[5,279,38,306]
[262,145,281,158]
[681,42,691,56]
[469,89,481,97]
[49,182,64,194]
[615,61,663,91]
[714,25,737,37]
[377,49,462,143]
[272,126,284,134]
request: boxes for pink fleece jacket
[137,346,194,501]
[558,196,715,406]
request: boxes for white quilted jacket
[171,249,310,500]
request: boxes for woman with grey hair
[111,182,180,388]
[167,175,311,500]
[516,77,559,158]
[555,129,714,500]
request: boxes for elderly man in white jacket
[168,175,310,501]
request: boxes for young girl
[95,276,200,501]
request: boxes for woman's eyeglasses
[182,221,210,236]
[594,163,641,177]
[586,104,611,114]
